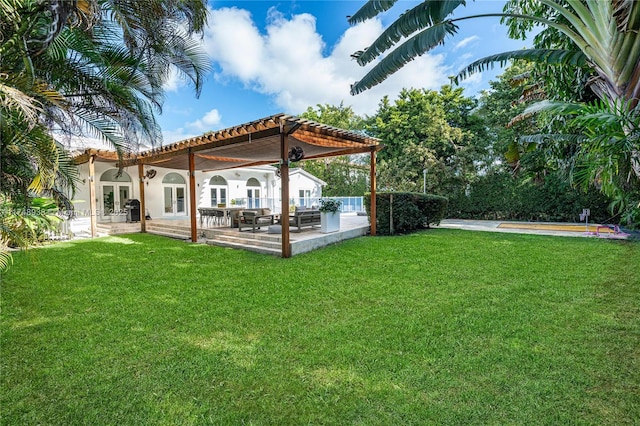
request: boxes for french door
[164,184,187,216]
[100,184,132,221]
[247,188,260,208]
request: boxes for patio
[94,212,371,256]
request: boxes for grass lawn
[1,230,639,424]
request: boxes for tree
[1,0,209,150]
[0,0,210,267]
[348,0,639,108]
[348,0,639,226]
[366,86,484,194]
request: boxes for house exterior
[69,160,326,231]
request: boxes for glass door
[118,186,130,214]
[164,186,174,214]
[210,187,227,207]
[163,185,187,216]
[101,185,115,220]
[176,187,186,214]
[247,188,260,208]
[101,183,131,221]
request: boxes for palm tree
[349,0,639,225]
[0,0,210,267]
[349,1,638,104]
[1,0,210,150]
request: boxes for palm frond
[507,100,585,128]
[0,247,12,272]
[354,0,465,66]
[348,0,398,25]
[0,81,43,123]
[351,21,458,95]
[612,0,635,31]
[518,133,584,145]
[454,49,588,84]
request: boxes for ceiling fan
[288,146,305,162]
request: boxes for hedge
[446,172,612,223]
[365,192,448,235]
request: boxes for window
[162,172,186,184]
[209,175,228,207]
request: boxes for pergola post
[189,150,198,242]
[370,149,377,236]
[138,163,146,233]
[88,154,97,238]
[280,123,291,258]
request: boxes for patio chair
[238,210,275,232]
[214,209,225,226]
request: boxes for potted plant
[318,198,342,233]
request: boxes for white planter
[321,211,340,233]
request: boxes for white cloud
[162,68,186,92]
[201,6,451,117]
[161,127,199,145]
[454,35,480,51]
[187,108,222,132]
[161,108,222,144]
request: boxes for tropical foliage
[348,0,639,226]
[366,86,487,195]
[348,0,639,106]
[0,0,210,268]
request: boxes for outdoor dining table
[198,207,244,227]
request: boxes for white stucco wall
[70,162,326,232]
[289,170,323,203]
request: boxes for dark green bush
[447,172,612,223]
[365,192,448,235]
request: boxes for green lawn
[1,230,638,425]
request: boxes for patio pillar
[138,163,146,233]
[370,149,377,236]
[280,123,291,258]
[189,150,198,243]
[88,154,97,238]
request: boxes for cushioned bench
[230,208,270,228]
[238,210,275,232]
[289,209,321,232]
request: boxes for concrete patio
[91,212,371,256]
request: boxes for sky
[158,0,535,145]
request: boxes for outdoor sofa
[289,208,321,232]
[230,208,271,228]
[238,209,275,232]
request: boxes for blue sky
[158,1,535,144]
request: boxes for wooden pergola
[74,113,382,257]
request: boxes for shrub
[318,198,342,213]
[365,192,448,235]
[447,172,612,223]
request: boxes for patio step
[205,229,282,255]
[209,234,281,250]
[145,221,191,233]
[206,238,281,256]
[146,223,192,241]
[96,223,141,235]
